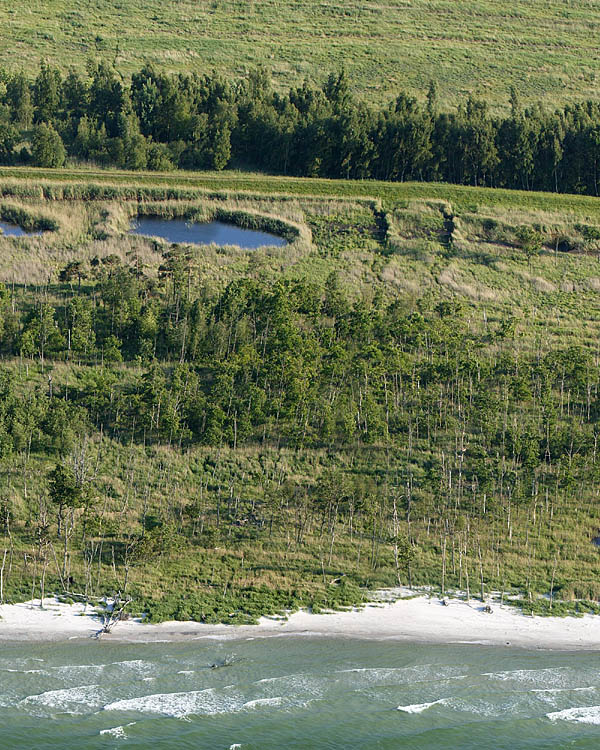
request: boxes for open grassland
[2,0,600,110]
[5,167,600,218]
[3,170,600,620]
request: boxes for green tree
[516,225,543,267]
[32,123,66,167]
[66,297,96,358]
[48,463,83,536]
[33,61,61,123]
[20,302,64,366]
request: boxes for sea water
[1,638,600,748]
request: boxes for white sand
[0,597,105,639]
[2,592,600,649]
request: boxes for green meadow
[2,0,600,109]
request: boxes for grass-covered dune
[2,0,600,110]
[2,169,600,623]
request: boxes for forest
[1,61,600,195]
[1,182,600,621]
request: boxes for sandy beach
[2,591,600,649]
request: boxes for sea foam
[547,705,600,724]
[532,687,595,694]
[243,697,284,709]
[397,699,447,713]
[337,665,463,682]
[20,684,105,715]
[483,667,571,687]
[104,688,243,718]
[99,723,136,739]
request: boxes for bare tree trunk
[549,553,558,613]
[0,548,7,604]
[392,494,402,586]
[100,591,133,634]
[441,534,447,596]
[478,542,485,602]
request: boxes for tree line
[1,61,600,193]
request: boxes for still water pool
[130,217,287,249]
[0,221,42,237]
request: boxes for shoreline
[2,591,600,650]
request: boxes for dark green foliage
[0,203,57,232]
[31,122,66,168]
[2,60,600,194]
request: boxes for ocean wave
[532,687,595,694]
[254,673,324,704]
[483,667,575,688]
[1,668,47,674]
[236,632,317,640]
[104,688,244,718]
[99,723,136,739]
[20,684,105,715]
[110,659,154,672]
[547,706,600,724]
[52,664,105,679]
[448,693,573,719]
[335,665,464,686]
[397,699,447,713]
[191,635,232,640]
[243,697,284,709]
[0,658,44,671]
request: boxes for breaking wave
[103,688,244,718]
[397,699,447,713]
[547,706,600,725]
[99,722,136,739]
[243,697,284,709]
[20,684,105,715]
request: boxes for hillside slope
[2,0,600,109]
[1,170,600,620]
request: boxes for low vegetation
[0,172,600,622]
[2,0,600,111]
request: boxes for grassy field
[5,166,600,218]
[2,168,600,620]
[2,0,600,110]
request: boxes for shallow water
[129,217,287,248]
[0,221,42,237]
[1,638,600,748]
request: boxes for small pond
[0,221,43,237]
[129,217,287,248]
